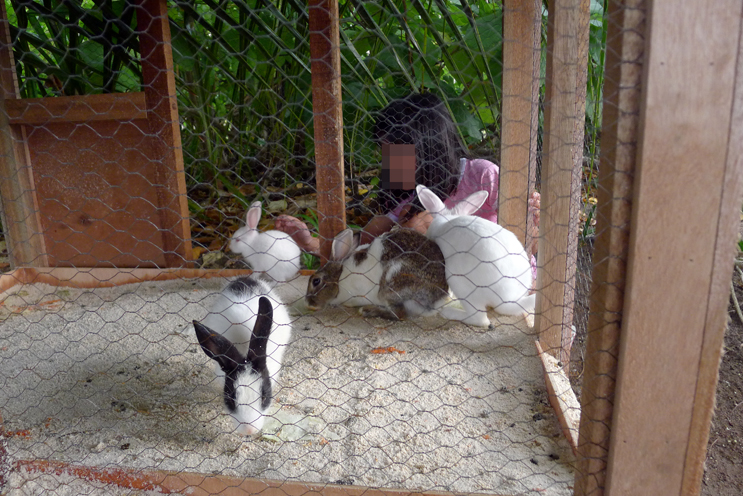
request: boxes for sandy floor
[0,276,575,495]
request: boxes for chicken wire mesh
[0,0,620,495]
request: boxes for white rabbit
[193,276,292,435]
[416,185,535,327]
[305,228,450,320]
[229,201,301,283]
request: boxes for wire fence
[0,1,618,495]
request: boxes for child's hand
[528,192,541,256]
[401,208,433,234]
[275,215,320,254]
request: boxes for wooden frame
[308,0,346,264]
[0,0,192,269]
[2,1,743,495]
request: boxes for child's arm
[358,215,396,245]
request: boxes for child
[275,93,539,256]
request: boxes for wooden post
[308,0,346,263]
[0,2,48,268]
[137,0,193,267]
[603,0,743,494]
[499,0,541,248]
[573,1,646,495]
[534,0,591,363]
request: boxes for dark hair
[372,93,467,216]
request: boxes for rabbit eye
[311,277,322,287]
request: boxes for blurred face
[381,143,416,190]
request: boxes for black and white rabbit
[193,276,292,435]
[305,228,449,320]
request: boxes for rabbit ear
[193,320,244,372]
[450,190,489,216]
[331,229,357,261]
[416,185,446,214]
[246,202,263,229]
[247,296,273,372]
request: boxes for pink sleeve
[444,158,500,223]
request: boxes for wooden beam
[500,0,541,248]
[4,93,148,125]
[0,2,48,268]
[681,21,743,495]
[13,459,515,496]
[308,0,346,263]
[137,0,193,268]
[604,0,743,494]
[573,2,646,495]
[0,267,316,293]
[536,340,580,455]
[534,0,591,363]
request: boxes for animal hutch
[0,0,741,495]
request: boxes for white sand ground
[0,276,574,495]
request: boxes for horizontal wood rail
[0,267,316,294]
[4,92,148,125]
[11,459,506,496]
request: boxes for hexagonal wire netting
[0,1,623,495]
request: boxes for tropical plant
[4,0,608,228]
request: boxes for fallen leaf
[371,347,405,355]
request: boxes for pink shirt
[387,158,500,222]
[444,158,499,222]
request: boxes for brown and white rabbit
[193,275,292,435]
[305,228,449,320]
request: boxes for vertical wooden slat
[573,2,646,495]
[137,0,193,267]
[535,0,591,363]
[681,25,743,494]
[0,2,48,267]
[500,0,542,248]
[308,0,346,263]
[604,0,743,494]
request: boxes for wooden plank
[573,2,645,495]
[308,0,346,264]
[137,0,193,268]
[499,0,541,247]
[0,2,48,267]
[0,267,316,293]
[534,0,591,363]
[25,120,170,268]
[5,92,148,125]
[535,341,580,455]
[680,22,743,496]
[604,1,743,494]
[13,459,514,496]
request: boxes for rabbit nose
[236,423,259,436]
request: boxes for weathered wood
[137,0,193,267]
[5,92,148,125]
[0,2,47,267]
[680,23,743,494]
[536,340,580,455]
[500,0,541,247]
[0,267,317,293]
[14,458,516,496]
[534,0,591,364]
[308,0,346,263]
[573,2,646,495]
[25,120,173,267]
[604,1,743,494]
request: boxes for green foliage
[6,0,609,203]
